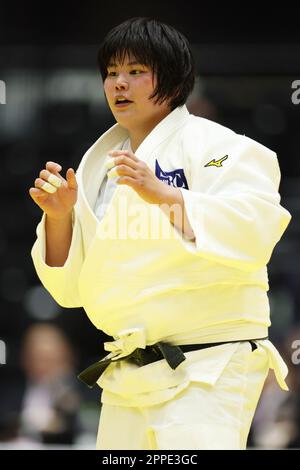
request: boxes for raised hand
[29,161,78,220]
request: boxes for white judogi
[31,105,292,449]
[96,340,272,450]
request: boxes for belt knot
[103,327,147,360]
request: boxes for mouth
[114,98,133,108]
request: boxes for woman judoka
[29,17,292,449]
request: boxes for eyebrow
[107,61,143,67]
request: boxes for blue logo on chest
[155,160,189,189]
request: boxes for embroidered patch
[204,155,228,167]
[155,160,189,189]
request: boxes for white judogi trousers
[96,340,287,450]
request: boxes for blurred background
[0,1,299,449]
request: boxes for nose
[115,74,129,90]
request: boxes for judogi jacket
[31,105,292,406]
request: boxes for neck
[128,109,172,153]
[128,130,148,154]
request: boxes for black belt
[77,337,268,388]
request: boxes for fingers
[34,177,58,193]
[108,149,139,162]
[29,162,77,203]
[107,165,136,180]
[66,168,77,190]
[45,163,77,190]
[31,162,62,195]
[29,187,49,200]
[107,168,118,179]
[39,169,62,188]
[36,161,63,193]
[106,155,138,171]
[39,163,77,192]
[105,155,138,180]
[46,161,62,173]
[105,158,115,170]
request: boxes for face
[22,326,73,383]
[103,52,171,131]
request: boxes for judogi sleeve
[179,132,292,272]
[30,202,84,307]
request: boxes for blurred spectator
[4,323,82,446]
[249,326,300,448]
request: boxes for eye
[130,70,143,75]
[107,71,117,76]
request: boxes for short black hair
[97,17,196,111]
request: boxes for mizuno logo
[204,155,228,167]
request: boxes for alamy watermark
[291,339,300,365]
[0,339,6,365]
[96,195,195,241]
[291,80,300,105]
[0,80,6,104]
